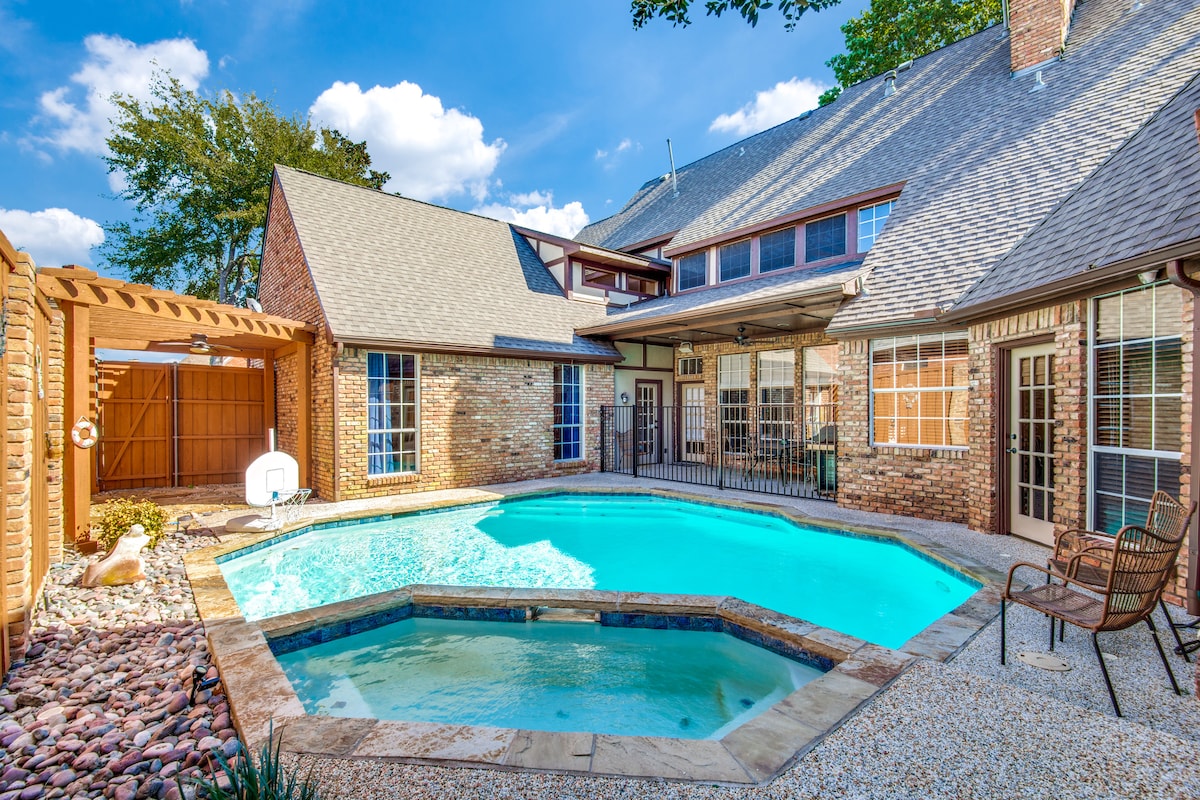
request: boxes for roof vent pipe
[1001,0,1009,35]
[667,139,679,198]
[883,70,897,97]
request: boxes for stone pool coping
[183,486,1005,786]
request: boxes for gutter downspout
[332,341,343,503]
[1166,259,1200,615]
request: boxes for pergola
[36,266,315,541]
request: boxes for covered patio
[37,266,316,543]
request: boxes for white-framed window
[553,364,584,461]
[805,214,847,262]
[1090,283,1183,532]
[759,227,796,273]
[678,356,703,376]
[870,333,968,448]
[858,200,894,252]
[719,353,750,453]
[758,349,796,443]
[677,251,707,291]
[367,352,419,475]
[719,239,751,282]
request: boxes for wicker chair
[1000,508,1190,716]
[1047,491,1197,662]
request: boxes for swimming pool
[219,493,978,648]
[274,616,822,739]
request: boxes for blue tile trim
[268,603,414,655]
[412,605,527,623]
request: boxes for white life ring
[71,417,99,449]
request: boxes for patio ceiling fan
[734,325,749,346]
[153,333,239,355]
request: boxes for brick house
[258,166,668,501]
[571,0,1200,602]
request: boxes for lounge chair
[1000,503,1190,716]
[1047,491,1197,661]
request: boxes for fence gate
[96,362,266,490]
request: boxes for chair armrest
[1005,561,1056,595]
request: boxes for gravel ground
[5,475,1200,799]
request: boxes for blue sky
[0,0,868,276]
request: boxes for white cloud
[473,192,590,239]
[0,208,104,267]
[710,77,828,136]
[595,137,641,170]
[616,138,633,153]
[310,80,505,202]
[32,34,209,155]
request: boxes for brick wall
[258,176,335,499]
[332,350,612,499]
[2,244,65,662]
[1009,0,1075,73]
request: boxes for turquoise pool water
[220,494,978,648]
[275,617,820,739]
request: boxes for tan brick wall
[333,350,612,499]
[2,247,65,661]
[259,177,335,499]
[1009,0,1075,73]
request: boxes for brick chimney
[1009,0,1076,74]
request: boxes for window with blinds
[1091,284,1183,532]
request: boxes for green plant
[191,726,324,800]
[95,498,169,551]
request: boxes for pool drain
[1015,651,1071,671]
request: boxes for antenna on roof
[667,139,680,198]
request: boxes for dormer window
[677,251,707,291]
[719,239,751,282]
[582,266,619,289]
[759,227,796,273]
[627,275,659,295]
[805,214,846,262]
[858,200,894,252]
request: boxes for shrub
[95,498,169,551]
[191,726,323,800]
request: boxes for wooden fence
[96,362,266,490]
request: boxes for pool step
[533,607,598,623]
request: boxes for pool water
[220,494,978,648]
[275,617,819,739]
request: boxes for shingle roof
[575,0,1200,333]
[272,166,620,360]
[952,71,1200,313]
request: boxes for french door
[1008,343,1056,544]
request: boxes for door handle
[1006,447,1018,454]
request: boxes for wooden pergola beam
[62,301,91,542]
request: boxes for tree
[631,0,840,31]
[103,74,389,303]
[819,0,1001,104]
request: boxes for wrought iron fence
[600,403,837,500]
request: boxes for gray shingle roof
[952,71,1200,313]
[272,166,620,360]
[576,0,1200,333]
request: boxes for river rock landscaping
[0,537,238,800]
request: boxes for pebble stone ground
[6,474,1200,799]
[0,538,238,800]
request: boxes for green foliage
[191,727,323,800]
[631,0,840,31]
[820,0,1002,104]
[103,73,389,303]
[95,498,169,551]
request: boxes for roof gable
[269,166,620,361]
